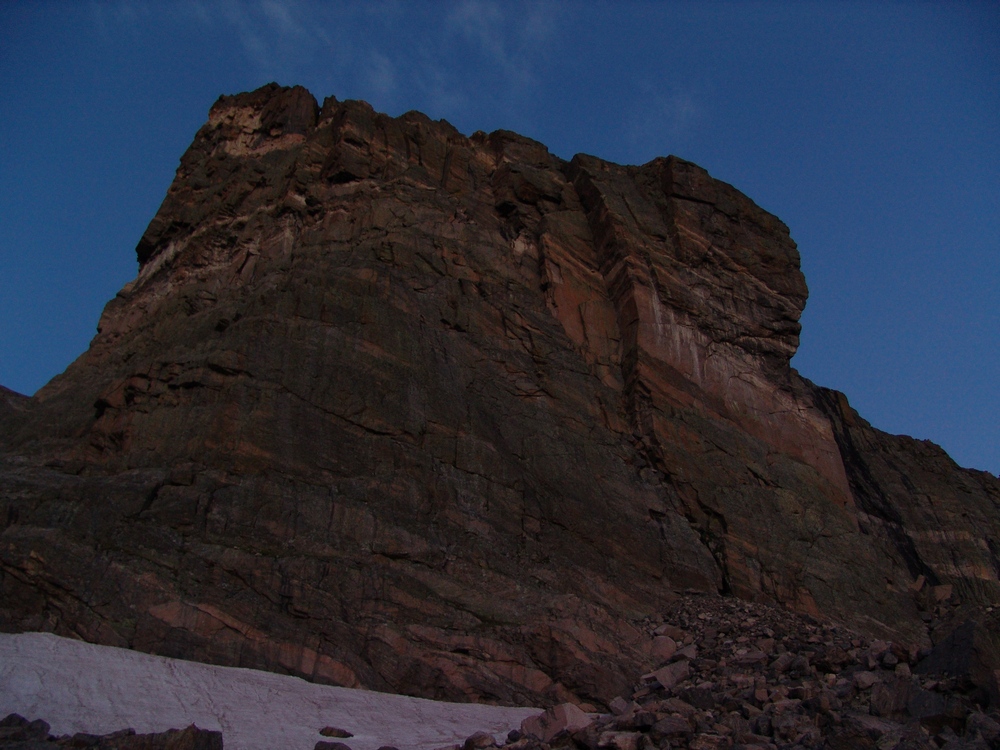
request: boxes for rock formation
[0,715,222,750]
[1,83,998,709]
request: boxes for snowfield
[0,632,539,750]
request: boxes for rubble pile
[457,594,1000,750]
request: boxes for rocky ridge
[1,83,999,709]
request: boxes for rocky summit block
[1,83,998,709]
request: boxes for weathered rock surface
[1,83,998,708]
[0,387,30,439]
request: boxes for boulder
[520,703,592,742]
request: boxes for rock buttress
[2,83,998,707]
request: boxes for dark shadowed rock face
[0,714,222,750]
[1,83,998,708]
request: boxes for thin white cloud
[417,63,470,118]
[448,0,508,67]
[365,51,397,99]
[259,0,306,38]
[165,0,330,80]
[88,0,564,130]
[625,83,701,161]
[222,2,273,71]
[444,0,559,92]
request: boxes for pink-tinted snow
[0,633,539,750]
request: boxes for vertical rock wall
[2,84,998,707]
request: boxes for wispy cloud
[364,51,397,99]
[624,83,701,161]
[445,0,558,92]
[88,0,564,131]
[216,0,321,77]
[122,0,330,82]
[371,0,562,130]
[447,1,509,74]
[259,0,306,39]
[416,64,470,120]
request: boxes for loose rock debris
[453,594,1000,750]
[5,595,999,750]
[0,714,222,750]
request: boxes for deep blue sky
[2,1,997,474]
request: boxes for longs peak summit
[2,83,998,708]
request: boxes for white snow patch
[0,633,538,750]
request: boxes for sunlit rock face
[2,83,998,708]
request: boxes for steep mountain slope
[2,84,998,708]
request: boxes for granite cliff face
[2,84,998,708]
